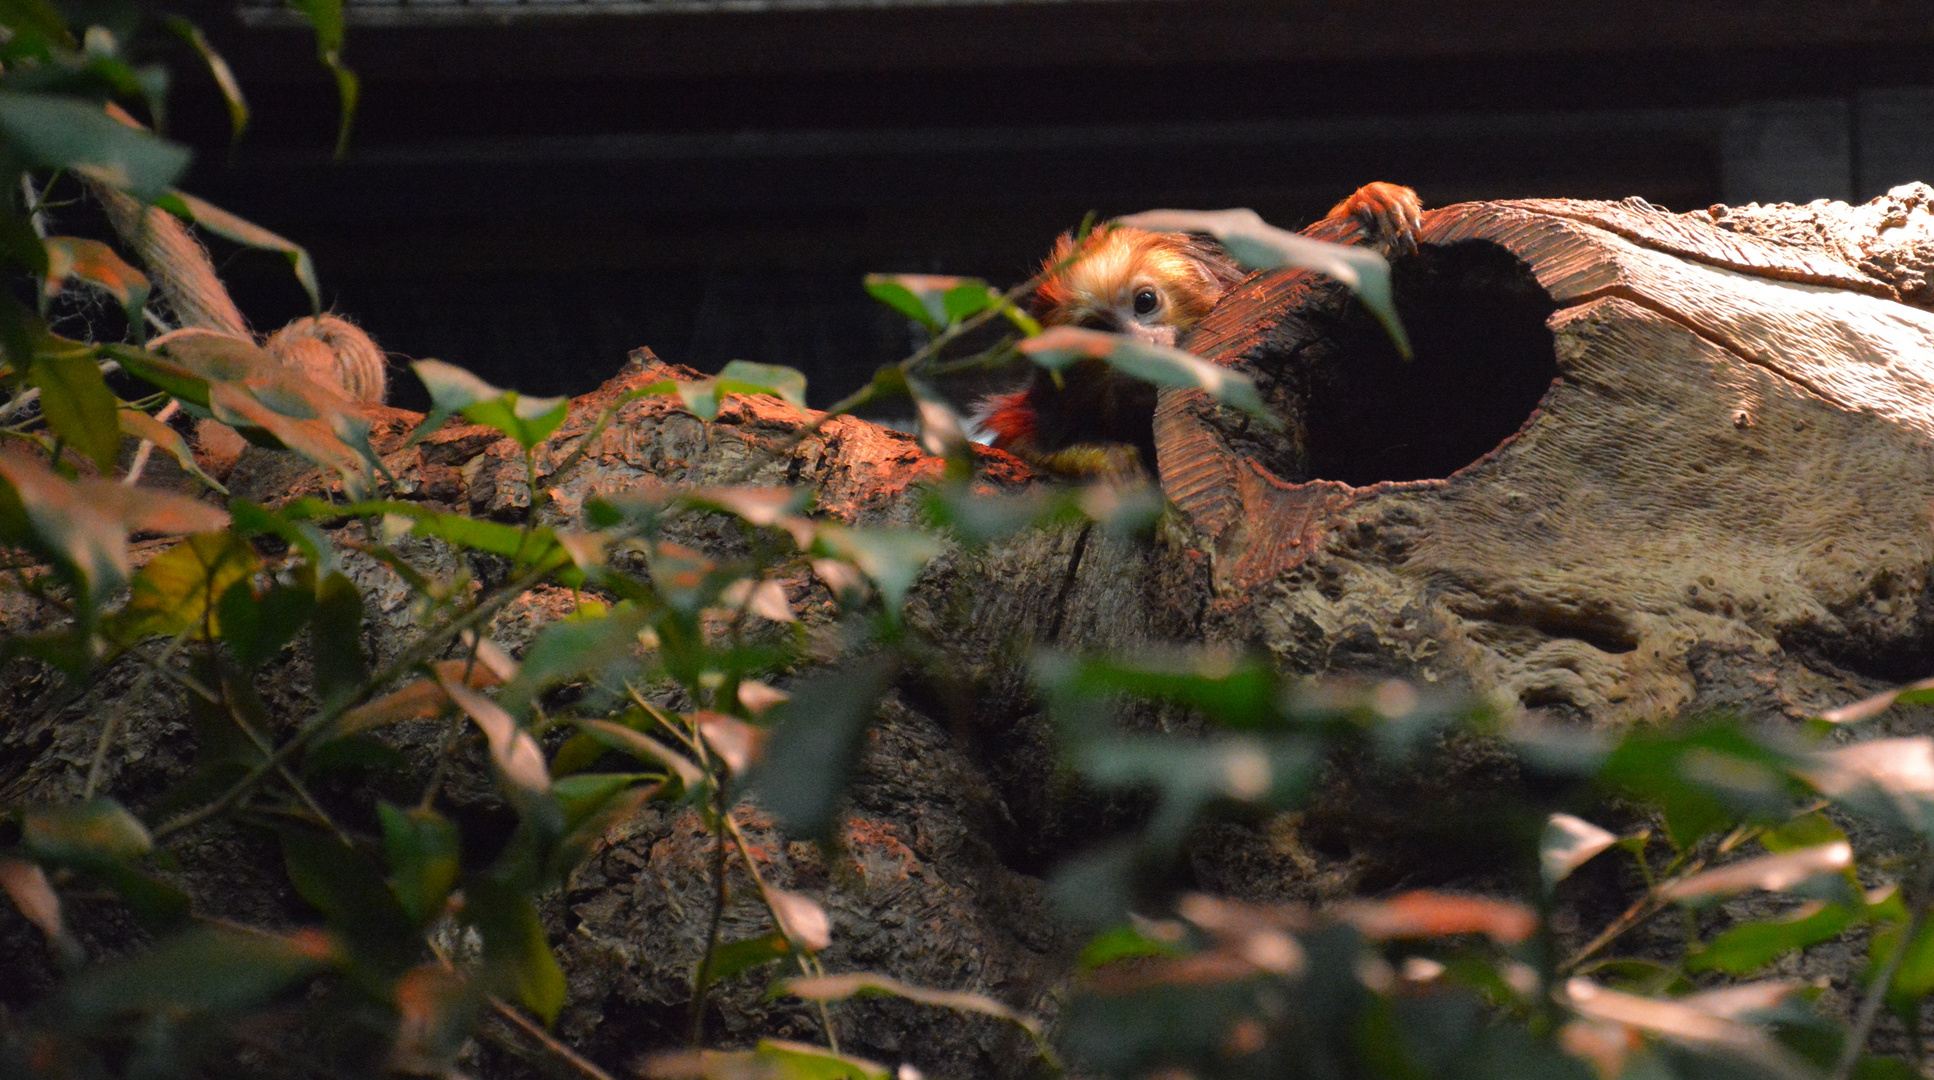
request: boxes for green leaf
[1077,923,1187,970]
[22,798,151,868]
[749,655,894,840]
[464,877,567,1024]
[1595,720,1800,850]
[379,802,460,926]
[149,329,364,474]
[118,407,226,493]
[218,578,315,669]
[278,0,356,156]
[388,964,484,1075]
[409,358,565,450]
[575,719,702,791]
[97,863,193,930]
[29,349,121,472]
[310,570,366,708]
[1759,812,1849,853]
[811,524,945,615]
[116,530,260,641]
[715,360,808,412]
[280,824,419,981]
[1689,901,1857,975]
[437,668,551,804]
[170,192,316,311]
[0,0,75,55]
[941,281,1003,324]
[785,972,1040,1034]
[62,926,330,1028]
[464,394,568,452]
[1119,207,1411,357]
[1019,325,1279,427]
[495,603,651,718]
[1033,648,1282,730]
[288,499,566,573]
[163,17,247,142]
[1803,737,1934,839]
[906,375,969,457]
[0,449,227,607]
[1073,733,1320,850]
[104,341,210,408]
[1819,675,1934,725]
[0,92,190,201]
[863,273,966,330]
[651,1040,893,1080]
[751,1040,892,1080]
[703,931,792,985]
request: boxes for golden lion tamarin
[978,182,1422,473]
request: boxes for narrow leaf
[1118,207,1411,357]
[29,350,121,472]
[575,719,702,790]
[714,359,808,412]
[22,798,151,867]
[0,93,190,201]
[1019,325,1278,426]
[785,972,1040,1034]
[749,656,894,840]
[1542,813,1619,885]
[0,857,64,943]
[437,669,550,800]
[379,802,460,926]
[463,878,567,1024]
[43,236,150,317]
[1661,843,1854,903]
[163,16,248,141]
[171,192,318,311]
[62,926,332,1025]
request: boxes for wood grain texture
[1166,193,1934,726]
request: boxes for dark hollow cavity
[1260,239,1561,486]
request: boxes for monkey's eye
[1132,288,1160,316]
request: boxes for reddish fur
[976,390,1037,454]
[1028,227,1234,336]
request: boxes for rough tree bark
[8,189,1934,1078]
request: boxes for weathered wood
[1167,191,1934,728]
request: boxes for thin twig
[690,784,732,1047]
[721,810,840,1054]
[490,997,619,1080]
[1562,848,1714,973]
[83,631,192,799]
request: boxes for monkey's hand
[1325,182,1423,256]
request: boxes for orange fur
[1029,227,1238,340]
[979,183,1420,471]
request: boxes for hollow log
[1165,187,1934,727]
[9,190,1934,1078]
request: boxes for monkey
[976,182,1422,477]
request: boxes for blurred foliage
[6,4,1934,1080]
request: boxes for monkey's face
[1031,227,1240,348]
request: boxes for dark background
[152,0,1934,411]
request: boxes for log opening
[1292,239,1560,486]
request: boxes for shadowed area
[1289,239,1561,486]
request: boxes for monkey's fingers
[1327,182,1423,256]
